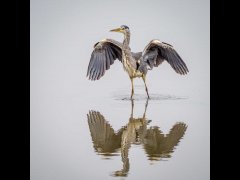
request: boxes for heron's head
[110,25,130,34]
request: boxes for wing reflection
[87,99,187,177]
[87,111,123,156]
[143,122,187,161]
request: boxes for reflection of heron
[143,123,187,161]
[87,111,123,156]
[87,99,187,177]
[87,25,189,99]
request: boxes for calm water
[30,89,209,180]
[30,0,209,179]
[87,98,188,177]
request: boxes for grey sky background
[31,0,209,179]
[31,0,209,101]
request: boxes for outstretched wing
[87,39,123,80]
[87,110,122,155]
[140,39,189,75]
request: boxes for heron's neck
[123,31,130,47]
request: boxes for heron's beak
[110,28,122,33]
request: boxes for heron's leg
[142,75,150,99]
[131,99,134,118]
[143,98,149,118]
[130,78,134,99]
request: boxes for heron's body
[120,30,141,78]
[87,25,189,99]
[122,54,143,80]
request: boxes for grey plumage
[86,25,189,98]
[87,39,188,79]
[140,40,189,75]
[87,39,123,80]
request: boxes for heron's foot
[146,94,150,99]
[145,88,150,99]
[131,90,134,99]
[130,95,134,99]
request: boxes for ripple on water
[113,93,188,101]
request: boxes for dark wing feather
[87,39,123,80]
[141,39,189,75]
